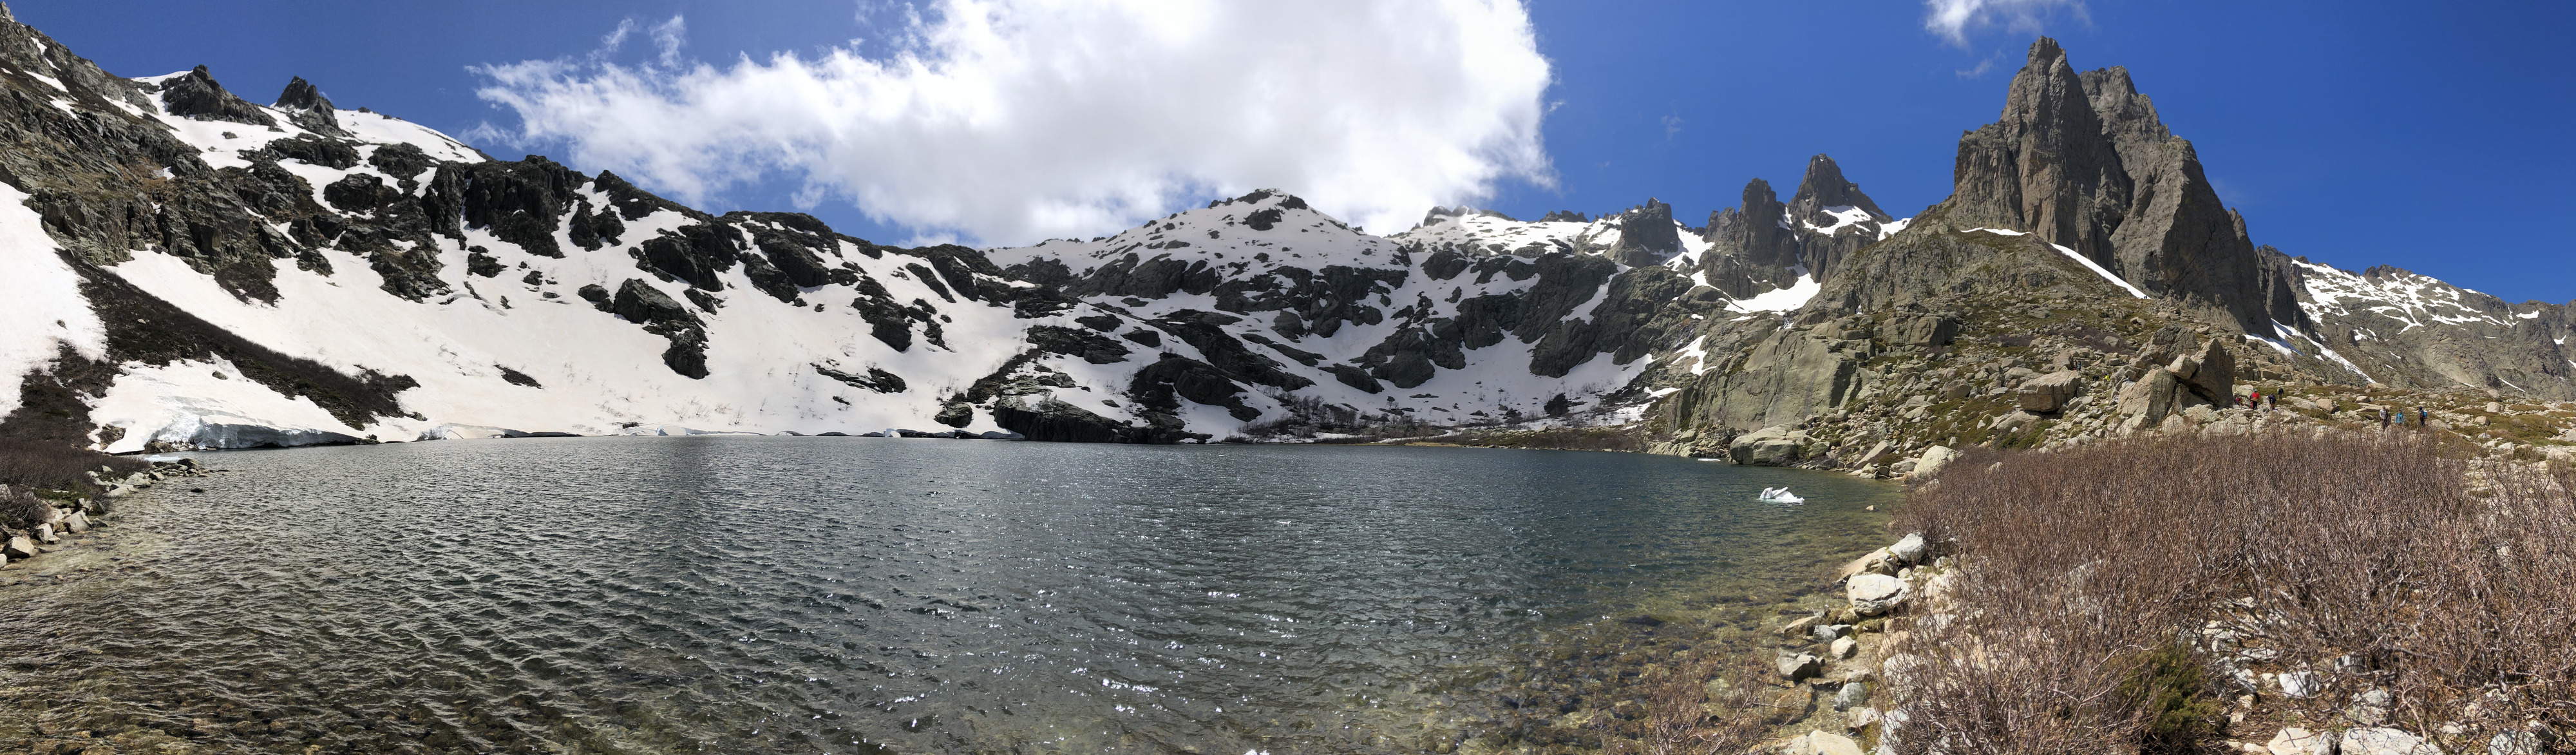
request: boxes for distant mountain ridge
[0,5,2562,458]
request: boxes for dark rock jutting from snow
[272,76,346,137]
[156,65,274,126]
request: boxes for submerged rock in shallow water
[1777,651,1823,681]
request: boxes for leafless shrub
[0,437,145,497]
[0,488,53,530]
[1890,430,2576,752]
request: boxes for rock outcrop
[272,76,346,137]
[155,65,275,126]
[1692,155,1893,299]
[1945,38,2301,335]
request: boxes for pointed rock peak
[1,3,14,23]
[157,64,277,128]
[275,76,334,111]
[1624,198,1673,220]
[1607,197,1680,263]
[2079,65,2168,140]
[2027,37,2065,67]
[1790,155,1889,222]
[1539,210,1589,223]
[274,76,348,137]
[1740,177,1781,212]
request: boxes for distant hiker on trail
[2380,408,2391,429]
[2419,406,2429,427]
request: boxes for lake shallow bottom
[0,437,1896,754]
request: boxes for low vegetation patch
[1890,430,2575,752]
[0,437,146,498]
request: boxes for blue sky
[15,1,2573,303]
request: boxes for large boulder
[1887,314,1961,347]
[2016,370,2085,412]
[1846,573,1909,616]
[1835,548,1900,580]
[4,535,35,559]
[1729,425,1812,466]
[1888,532,1927,564]
[2117,367,2181,430]
[1909,446,1960,480]
[2181,338,2235,401]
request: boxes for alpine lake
[0,437,1898,754]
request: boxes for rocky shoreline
[1,457,208,574]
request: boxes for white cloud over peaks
[1922,0,2087,46]
[472,0,1554,245]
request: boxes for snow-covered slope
[0,15,1772,450]
[2283,260,2574,394]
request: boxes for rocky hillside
[0,8,2562,457]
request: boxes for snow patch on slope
[0,182,108,419]
[1727,269,1819,314]
[2046,242,2147,298]
[135,70,488,170]
[2294,261,2511,332]
[90,359,369,454]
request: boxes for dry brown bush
[1889,430,2576,753]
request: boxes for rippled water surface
[0,438,1895,754]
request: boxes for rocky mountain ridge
[0,10,2564,463]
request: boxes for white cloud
[471,0,1554,245]
[1922,0,2087,46]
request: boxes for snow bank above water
[90,359,370,453]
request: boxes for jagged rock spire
[273,76,346,137]
[1607,198,1679,267]
[1931,37,2302,334]
[158,64,276,127]
[1788,155,1889,222]
[1949,38,2128,263]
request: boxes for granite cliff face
[0,15,2558,458]
[1942,39,2302,334]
